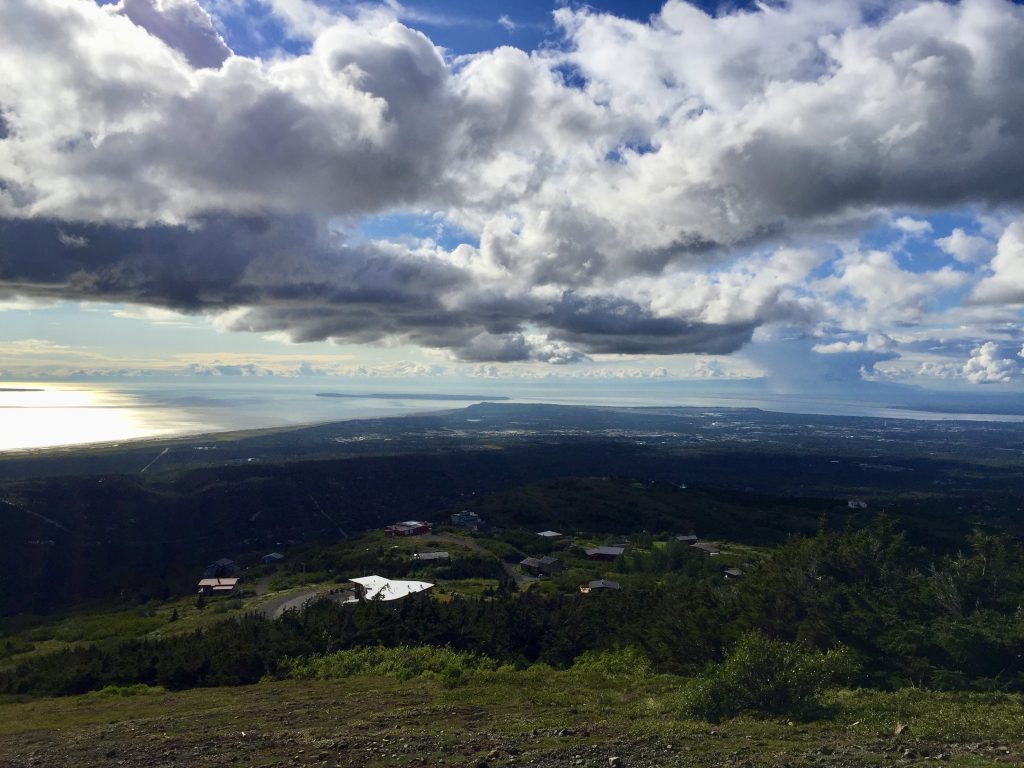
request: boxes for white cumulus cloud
[0,0,1023,369]
[962,341,1019,383]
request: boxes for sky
[1,0,1023,401]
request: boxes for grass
[0,528,521,671]
[0,581,344,671]
[432,578,501,599]
[0,672,1020,767]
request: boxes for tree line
[3,516,1022,697]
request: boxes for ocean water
[0,380,483,452]
[1,379,1022,452]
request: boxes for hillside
[4,403,1022,615]
[1,405,1022,768]
[1,671,1022,767]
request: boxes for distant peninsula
[0,387,43,392]
[316,392,510,401]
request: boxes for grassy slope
[0,673,1021,768]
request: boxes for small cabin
[197,577,239,596]
[262,552,285,565]
[536,530,564,539]
[584,545,625,561]
[580,579,622,593]
[690,542,721,556]
[520,555,564,577]
[413,551,450,562]
[450,510,489,531]
[385,520,430,536]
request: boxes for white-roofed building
[197,577,239,596]
[384,520,430,536]
[349,575,434,602]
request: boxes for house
[262,552,285,565]
[348,575,433,602]
[580,579,622,593]
[584,545,625,561]
[450,510,489,531]
[723,568,745,580]
[412,551,450,562]
[848,498,868,510]
[675,534,698,544]
[203,557,236,577]
[520,555,564,577]
[451,510,477,526]
[197,577,239,596]
[690,542,721,556]
[385,520,430,536]
[537,530,564,539]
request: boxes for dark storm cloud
[0,214,757,361]
[546,294,756,355]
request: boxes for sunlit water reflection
[0,381,488,452]
[0,383,207,451]
[2,380,1022,452]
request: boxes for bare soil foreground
[0,675,1020,768]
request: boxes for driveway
[258,588,322,619]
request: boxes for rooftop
[691,542,721,554]
[413,551,450,561]
[197,577,239,587]
[349,575,434,602]
[584,545,626,557]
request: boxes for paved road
[259,588,321,620]
[139,447,169,474]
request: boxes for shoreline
[0,404,473,458]
[2,397,1023,457]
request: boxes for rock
[608,757,622,767]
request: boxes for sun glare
[0,383,184,451]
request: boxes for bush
[91,683,165,697]
[280,645,502,685]
[678,633,858,722]
[571,647,653,679]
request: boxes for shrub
[91,683,165,697]
[280,645,502,685]
[678,632,858,722]
[571,647,653,679]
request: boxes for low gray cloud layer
[1,0,1023,365]
[0,215,753,361]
